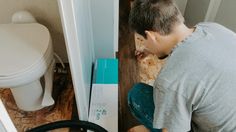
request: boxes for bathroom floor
[118,0,166,131]
[0,64,75,132]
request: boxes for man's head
[129,0,184,38]
[129,0,186,58]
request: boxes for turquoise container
[94,59,118,84]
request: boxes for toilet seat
[0,23,53,88]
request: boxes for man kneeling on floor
[128,0,236,131]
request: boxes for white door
[0,100,17,132]
[57,0,94,120]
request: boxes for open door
[57,0,95,120]
[0,100,17,132]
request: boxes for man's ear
[145,30,157,41]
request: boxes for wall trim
[113,0,119,57]
[57,0,91,121]
[204,0,222,22]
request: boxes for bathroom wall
[184,0,211,26]
[0,0,68,62]
[174,0,188,15]
[215,0,236,32]
[183,0,236,32]
[90,0,119,59]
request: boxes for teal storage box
[89,58,119,132]
[94,59,118,84]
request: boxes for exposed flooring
[134,33,166,85]
[0,65,75,132]
[118,0,166,131]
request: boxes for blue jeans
[128,83,162,132]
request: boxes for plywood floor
[0,65,75,132]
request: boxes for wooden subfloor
[0,65,74,132]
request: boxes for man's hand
[162,128,168,132]
[135,49,150,60]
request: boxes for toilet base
[11,80,45,111]
[10,59,55,111]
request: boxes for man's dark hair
[129,0,184,38]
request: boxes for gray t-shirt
[153,22,236,132]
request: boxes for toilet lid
[0,23,50,77]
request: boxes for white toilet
[0,11,55,111]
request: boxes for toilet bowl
[0,11,55,111]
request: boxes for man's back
[153,22,236,131]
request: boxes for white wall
[184,0,211,26]
[183,0,236,32]
[90,0,116,59]
[215,0,236,32]
[174,0,188,15]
